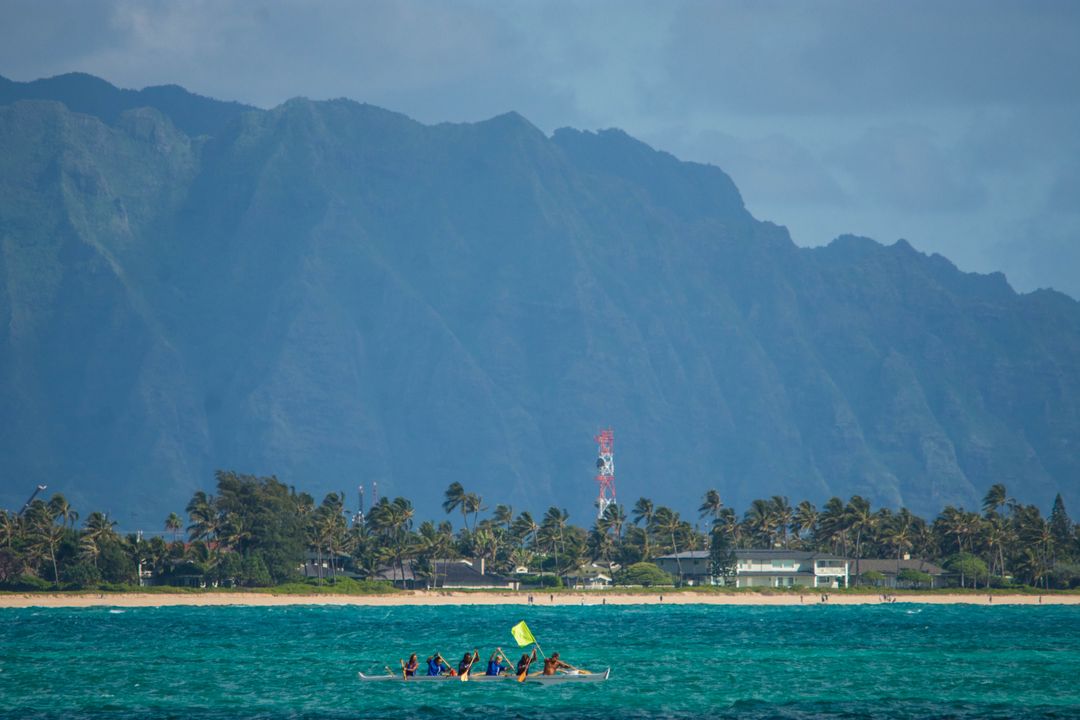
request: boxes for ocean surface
[2,602,1078,719]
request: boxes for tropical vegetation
[1,473,1077,592]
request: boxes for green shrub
[241,555,272,587]
[945,553,988,587]
[7,573,53,591]
[860,570,886,586]
[898,568,933,588]
[614,562,673,587]
[62,562,102,589]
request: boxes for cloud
[664,128,847,207]
[829,124,987,213]
[992,214,1080,296]
[1048,162,1080,215]
[658,0,1080,116]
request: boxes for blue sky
[3,0,1078,297]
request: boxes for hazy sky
[3,0,1079,297]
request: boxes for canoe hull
[358,668,611,683]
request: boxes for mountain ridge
[1,73,1077,527]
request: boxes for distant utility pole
[355,484,365,526]
[19,484,47,515]
[595,429,616,519]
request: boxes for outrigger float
[357,668,611,683]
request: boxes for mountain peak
[2,72,1078,523]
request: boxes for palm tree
[745,499,778,548]
[28,506,62,587]
[493,505,514,534]
[368,497,415,585]
[631,498,654,559]
[631,497,655,527]
[651,507,685,580]
[587,526,615,567]
[511,511,539,551]
[442,482,471,531]
[472,527,500,573]
[845,496,876,583]
[982,483,1008,518]
[0,511,18,549]
[185,492,218,542]
[770,496,794,549]
[47,493,78,529]
[818,497,849,557]
[78,534,101,568]
[881,509,915,576]
[539,507,569,575]
[792,501,818,548]
[165,513,183,542]
[463,492,485,529]
[597,503,626,540]
[698,490,723,525]
[84,511,118,546]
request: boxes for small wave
[108,609,125,614]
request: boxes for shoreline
[2,591,1078,608]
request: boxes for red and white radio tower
[594,429,616,519]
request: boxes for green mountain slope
[1,74,1077,525]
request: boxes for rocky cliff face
[1,73,1077,525]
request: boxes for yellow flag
[510,620,536,647]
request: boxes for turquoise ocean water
[2,603,1078,719]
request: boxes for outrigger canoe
[358,669,611,683]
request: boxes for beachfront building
[561,564,614,589]
[300,550,357,581]
[373,559,518,590]
[432,559,518,590]
[854,558,945,588]
[655,549,851,588]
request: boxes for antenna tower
[355,484,365,526]
[594,429,616,519]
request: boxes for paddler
[427,652,451,676]
[404,653,419,677]
[486,647,512,676]
[458,649,480,676]
[517,648,538,676]
[542,651,574,676]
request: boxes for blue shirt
[427,659,442,676]
[486,660,504,676]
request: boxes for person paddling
[486,648,512,676]
[427,652,451,676]
[458,650,480,677]
[517,648,538,677]
[404,653,419,677]
[542,651,574,676]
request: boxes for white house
[655,549,850,588]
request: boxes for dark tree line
[2,473,1078,590]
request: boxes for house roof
[855,558,945,576]
[373,565,417,581]
[434,560,513,585]
[657,549,847,562]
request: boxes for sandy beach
[2,591,1077,608]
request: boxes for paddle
[517,647,537,682]
[460,649,479,682]
[496,647,512,676]
[399,659,407,680]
